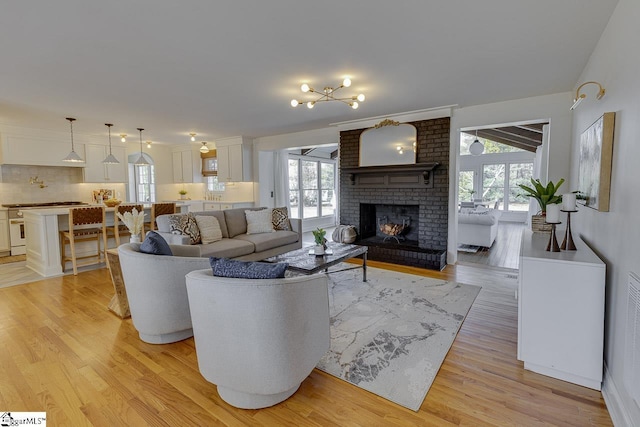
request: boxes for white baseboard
[602,362,636,426]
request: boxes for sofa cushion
[139,231,173,256]
[245,209,275,235]
[234,230,299,253]
[195,215,223,244]
[168,213,201,244]
[272,206,292,231]
[224,207,262,237]
[209,257,288,279]
[198,238,255,258]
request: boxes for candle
[563,193,577,211]
[546,203,561,223]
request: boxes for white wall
[570,0,640,424]
[447,92,574,264]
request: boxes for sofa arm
[156,231,190,245]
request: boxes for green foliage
[312,228,327,245]
[518,178,565,213]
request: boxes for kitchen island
[23,203,188,277]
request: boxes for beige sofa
[155,207,302,261]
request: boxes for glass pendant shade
[102,123,120,164]
[469,130,485,156]
[62,117,84,162]
[199,142,210,153]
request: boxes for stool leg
[60,234,66,272]
[69,235,78,275]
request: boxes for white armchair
[185,269,330,409]
[118,243,211,344]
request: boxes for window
[205,176,225,192]
[135,164,155,202]
[480,161,533,211]
[458,170,475,202]
[288,157,336,220]
[509,163,533,211]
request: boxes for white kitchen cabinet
[203,202,254,211]
[0,210,9,255]
[518,229,605,390]
[83,144,127,183]
[172,149,201,183]
[215,136,253,182]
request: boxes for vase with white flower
[117,207,146,243]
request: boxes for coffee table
[265,242,368,281]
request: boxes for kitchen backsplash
[0,165,126,205]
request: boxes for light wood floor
[457,222,525,270]
[0,262,611,426]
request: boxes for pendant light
[199,141,210,153]
[134,128,150,165]
[102,123,120,164]
[62,117,84,162]
[469,130,485,156]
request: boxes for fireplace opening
[359,203,419,248]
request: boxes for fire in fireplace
[359,203,419,247]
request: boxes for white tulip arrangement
[117,207,146,236]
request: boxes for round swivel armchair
[185,269,330,409]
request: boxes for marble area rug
[316,265,481,411]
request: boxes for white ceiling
[0,0,618,145]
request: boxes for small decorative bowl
[103,199,122,207]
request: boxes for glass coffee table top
[265,242,368,281]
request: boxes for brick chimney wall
[339,117,450,254]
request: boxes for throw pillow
[168,213,201,244]
[245,209,274,234]
[195,215,223,244]
[272,206,292,231]
[210,257,288,279]
[139,231,173,256]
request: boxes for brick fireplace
[338,117,450,270]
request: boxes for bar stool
[144,202,176,238]
[107,204,143,246]
[60,206,108,275]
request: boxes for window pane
[509,162,533,211]
[289,191,300,218]
[458,170,474,202]
[303,190,318,219]
[320,163,335,217]
[302,161,318,190]
[482,164,505,206]
[288,159,299,191]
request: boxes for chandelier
[290,78,365,110]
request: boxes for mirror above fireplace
[359,119,417,167]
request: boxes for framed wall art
[578,112,615,211]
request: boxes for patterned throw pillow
[168,213,201,244]
[195,215,223,244]
[209,257,288,279]
[245,209,274,234]
[272,206,292,231]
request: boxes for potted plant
[312,228,327,255]
[518,178,564,232]
[178,189,188,200]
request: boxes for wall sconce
[570,81,605,110]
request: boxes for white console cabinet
[518,229,605,390]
